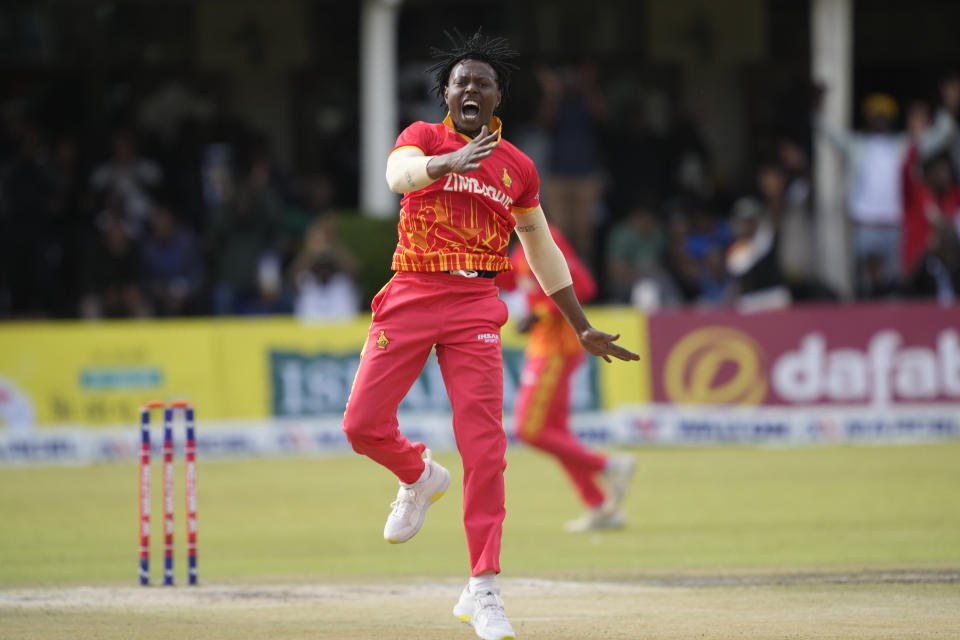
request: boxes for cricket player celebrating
[342,29,639,640]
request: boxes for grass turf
[1,443,958,587]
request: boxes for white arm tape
[385,147,435,193]
[513,206,573,296]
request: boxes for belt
[448,269,499,279]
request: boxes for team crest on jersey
[376,330,389,349]
[501,167,512,188]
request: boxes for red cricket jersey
[390,114,541,273]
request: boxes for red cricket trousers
[514,352,607,508]
[342,271,509,576]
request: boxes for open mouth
[462,100,480,119]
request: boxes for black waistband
[448,270,499,279]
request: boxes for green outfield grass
[1,443,959,587]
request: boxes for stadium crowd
[1,68,959,321]
[0,89,361,321]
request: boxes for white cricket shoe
[563,505,626,533]
[453,585,516,640]
[600,454,636,512]
[383,449,450,544]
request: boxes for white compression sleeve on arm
[385,147,435,193]
[513,206,573,296]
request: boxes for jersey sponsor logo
[477,333,500,345]
[442,173,514,210]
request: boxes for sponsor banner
[2,405,956,466]
[0,307,643,429]
[618,404,960,445]
[269,349,598,417]
[0,413,463,466]
[0,322,218,427]
[213,318,371,422]
[647,302,960,408]
[0,419,356,467]
[586,306,651,409]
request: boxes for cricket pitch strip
[2,570,958,639]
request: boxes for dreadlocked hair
[427,28,519,106]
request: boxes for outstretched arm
[513,206,640,363]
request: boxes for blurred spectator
[756,156,815,284]
[89,130,163,237]
[282,173,339,257]
[288,213,359,322]
[137,80,213,147]
[814,82,956,291]
[537,61,607,266]
[859,253,900,299]
[725,197,790,311]
[663,207,701,296]
[685,200,731,262]
[246,251,293,315]
[922,153,960,229]
[207,180,283,315]
[903,219,960,303]
[79,213,146,319]
[140,205,204,316]
[200,143,235,214]
[753,154,836,303]
[902,106,960,276]
[630,206,700,313]
[604,201,664,303]
[665,114,714,200]
[291,251,360,323]
[940,73,960,182]
[94,192,137,239]
[902,100,936,275]
[779,136,813,214]
[249,146,302,264]
[697,245,733,307]
[303,173,338,219]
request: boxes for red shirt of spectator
[902,144,960,274]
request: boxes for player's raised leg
[342,278,450,543]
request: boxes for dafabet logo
[664,327,767,406]
[660,323,960,407]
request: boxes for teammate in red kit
[341,30,638,640]
[499,226,636,534]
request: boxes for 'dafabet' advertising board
[647,302,960,409]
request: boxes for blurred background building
[1,0,959,320]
